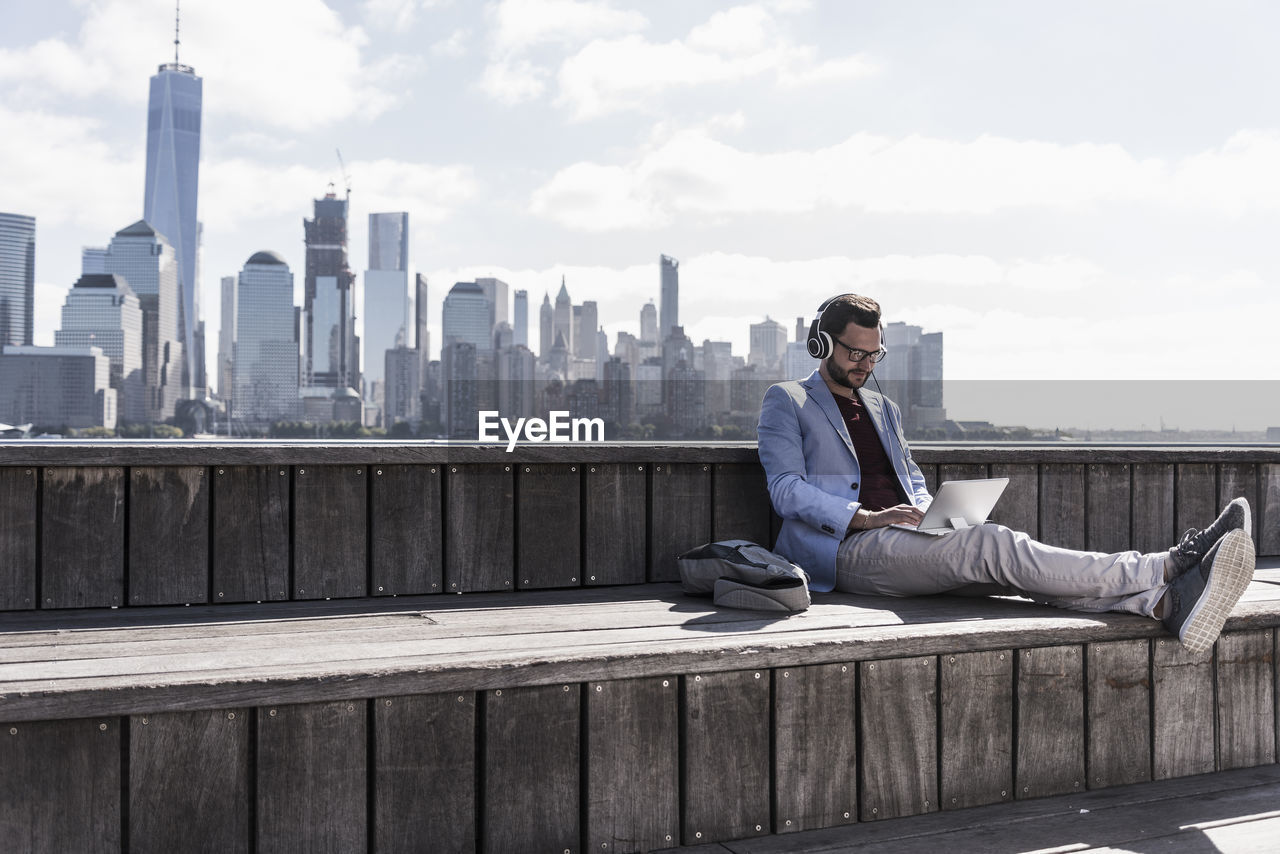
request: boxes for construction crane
[336,148,352,200]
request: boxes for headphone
[806,295,886,360]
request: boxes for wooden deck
[664,764,1280,853]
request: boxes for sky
[2,0,1278,429]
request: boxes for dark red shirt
[833,392,907,512]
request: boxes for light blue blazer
[757,369,933,591]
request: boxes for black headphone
[806,295,886,360]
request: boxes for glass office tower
[363,212,410,388]
[143,59,202,397]
[0,213,35,348]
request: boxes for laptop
[891,477,1010,535]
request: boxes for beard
[826,357,869,390]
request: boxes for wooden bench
[1,443,1278,852]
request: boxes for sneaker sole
[1180,529,1255,655]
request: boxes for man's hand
[850,504,925,531]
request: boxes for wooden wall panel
[774,663,857,833]
[1261,465,1280,557]
[860,656,937,820]
[939,463,987,483]
[41,467,124,608]
[374,693,475,854]
[129,709,249,853]
[1133,464,1175,555]
[1039,465,1086,550]
[213,466,290,603]
[371,465,442,596]
[0,716,120,853]
[989,464,1038,537]
[649,464,711,583]
[257,701,367,854]
[1087,464,1131,554]
[484,684,579,854]
[1152,638,1215,780]
[941,650,1013,810]
[1176,464,1217,547]
[129,467,209,605]
[445,464,514,592]
[1016,645,1084,799]
[517,464,581,589]
[1219,463,1260,549]
[1087,640,1151,788]
[586,677,679,853]
[294,465,367,600]
[683,670,771,844]
[0,467,36,610]
[1217,630,1277,770]
[584,463,646,585]
[712,462,772,545]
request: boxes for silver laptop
[892,477,1009,535]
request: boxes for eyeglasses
[833,338,887,363]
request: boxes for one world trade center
[143,14,203,398]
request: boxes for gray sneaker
[1167,497,1252,577]
[1161,528,1255,655]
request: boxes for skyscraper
[55,273,145,423]
[659,254,679,342]
[749,316,788,373]
[363,212,410,390]
[513,290,528,348]
[0,213,35,348]
[217,274,236,401]
[476,277,509,328]
[539,292,553,360]
[553,278,573,356]
[233,251,300,425]
[441,282,492,350]
[304,191,357,390]
[414,273,429,360]
[142,22,202,399]
[103,220,183,421]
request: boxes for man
[757,294,1255,654]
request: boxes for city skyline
[3,1,1278,431]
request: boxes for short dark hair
[818,294,881,337]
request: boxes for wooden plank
[213,466,290,603]
[860,656,937,820]
[0,716,120,853]
[1016,645,1084,799]
[941,650,1013,810]
[938,463,987,484]
[1261,465,1280,557]
[294,465,367,600]
[0,467,36,609]
[1219,463,1260,550]
[1217,630,1276,770]
[1132,463,1175,555]
[1152,637,1215,779]
[712,462,772,545]
[256,700,367,854]
[988,464,1037,537]
[1176,463,1217,546]
[41,467,124,608]
[586,676,679,852]
[129,708,249,853]
[683,669,771,842]
[1087,640,1151,788]
[650,463,712,583]
[517,463,581,589]
[445,463,514,592]
[374,693,475,854]
[584,463,646,585]
[1039,464,1086,550]
[484,683,579,853]
[774,663,857,833]
[1087,464,1131,555]
[371,464,442,596]
[129,467,209,606]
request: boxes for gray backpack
[677,540,811,613]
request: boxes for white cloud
[432,29,470,57]
[361,0,449,32]
[486,0,647,54]
[553,5,878,119]
[0,0,415,131]
[477,56,548,104]
[530,128,1280,229]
